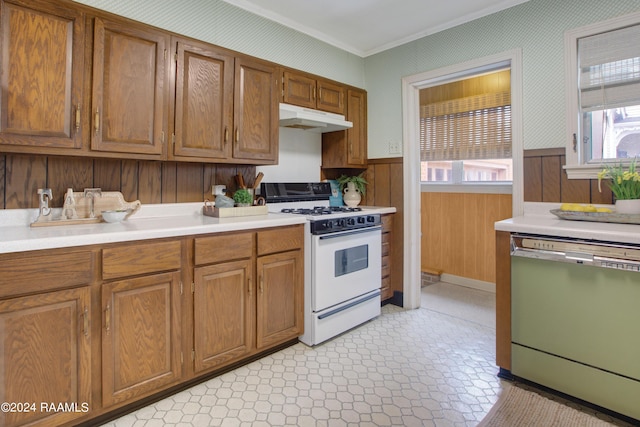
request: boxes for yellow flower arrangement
[597,158,640,200]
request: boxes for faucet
[37,188,53,221]
[83,188,102,218]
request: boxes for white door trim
[400,48,523,309]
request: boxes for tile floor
[102,282,503,426]
[99,282,631,426]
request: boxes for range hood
[279,103,352,133]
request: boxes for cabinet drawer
[381,239,390,257]
[381,214,393,232]
[195,232,254,265]
[257,225,303,256]
[102,240,181,280]
[0,250,94,298]
[381,276,392,300]
[381,255,390,278]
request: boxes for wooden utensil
[253,172,264,189]
[236,173,246,189]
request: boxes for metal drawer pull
[83,307,89,337]
[104,303,110,334]
[94,109,100,134]
[75,105,81,131]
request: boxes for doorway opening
[401,49,523,309]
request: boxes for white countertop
[495,202,640,244]
[0,203,396,254]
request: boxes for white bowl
[101,210,129,223]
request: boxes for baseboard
[440,273,495,293]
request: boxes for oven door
[311,226,382,312]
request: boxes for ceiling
[221,0,531,57]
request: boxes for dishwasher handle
[512,247,594,265]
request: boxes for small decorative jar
[343,182,361,207]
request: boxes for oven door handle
[318,226,382,240]
[318,290,381,319]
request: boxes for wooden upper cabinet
[346,89,367,166]
[0,0,86,150]
[322,88,368,168]
[282,70,345,115]
[283,71,315,110]
[91,17,169,157]
[317,79,345,115]
[171,38,234,161]
[233,57,278,164]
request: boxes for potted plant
[597,158,640,214]
[233,189,253,207]
[337,172,367,207]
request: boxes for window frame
[564,11,640,179]
[418,64,514,193]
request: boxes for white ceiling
[221,0,531,57]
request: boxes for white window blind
[579,23,640,112]
[420,91,511,161]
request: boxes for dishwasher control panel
[511,234,640,272]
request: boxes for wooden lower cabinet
[192,225,304,374]
[256,250,303,349]
[0,225,303,426]
[381,214,393,301]
[101,271,182,407]
[193,259,254,373]
[0,287,91,427]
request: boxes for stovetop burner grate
[281,206,362,216]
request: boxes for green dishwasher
[511,234,640,422]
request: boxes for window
[565,11,640,179]
[419,69,513,183]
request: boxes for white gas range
[261,182,382,346]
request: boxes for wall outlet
[389,141,402,155]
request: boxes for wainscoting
[0,154,256,209]
[421,192,512,284]
[523,148,613,204]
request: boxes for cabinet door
[282,71,316,109]
[102,271,181,407]
[233,57,278,164]
[91,17,168,156]
[322,88,367,168]
[317,79,345,115]
[346,89,367,166]
[0,288,91,427]
[256,250,303,349]
[193,259,254,373]
[172,38,234,160]
[0,0,85,150]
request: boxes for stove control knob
[357,216,365,224]
[347,218,356,226]
[337,219,346,227]
[367,216,375,223]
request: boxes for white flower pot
[343,182,361,207]
[615,199,640,214]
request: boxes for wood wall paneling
[523,156,541,202]
[523,149,613,204]
[138,161,163,204]
[541,156,561,202]
[0,154,256,209]
[372,163,390,207]
[5,154,47,209]
[94,158,123,192]
[421,192,512,283]
[0,155,5,209]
